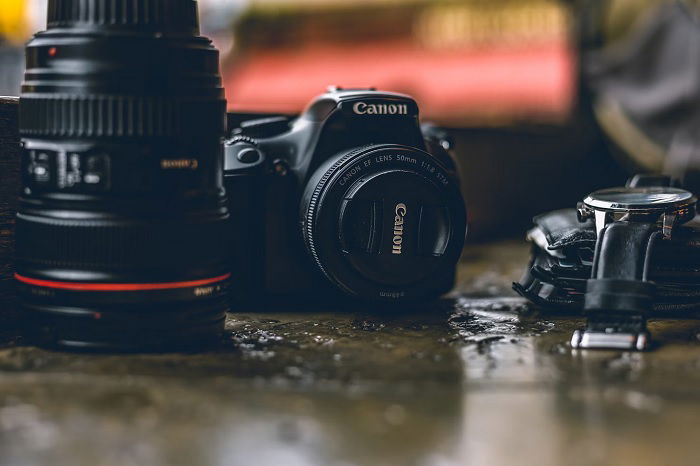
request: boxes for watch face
[584,187,697,212]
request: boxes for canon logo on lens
[392,203,407,255]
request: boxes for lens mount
[301,145,467,302]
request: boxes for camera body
[224,88,467,303]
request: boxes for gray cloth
[584,1,700,188]
[0,45,23,97]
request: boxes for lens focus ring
[47,0,199,32]
[16,212,229,270]
[20,95,224,138]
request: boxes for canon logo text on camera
[353,102,408,115]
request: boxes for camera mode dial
[225,136,263,167]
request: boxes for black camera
[225,88,468,303]
[12,0,467,352]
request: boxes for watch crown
[577,202,592,223]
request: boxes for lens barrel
[16,0,229,351]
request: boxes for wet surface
[1,241,700,465]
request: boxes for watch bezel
[583,187,697,215]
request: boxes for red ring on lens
[14,273,230,291]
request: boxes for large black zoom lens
[16,0,229,351]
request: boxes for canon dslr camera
[225,88,467,303]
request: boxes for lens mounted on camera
[301,144,467,301]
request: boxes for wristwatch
[572,184,697,350]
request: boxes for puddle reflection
[1,297,700,465]
[450,297,700,466]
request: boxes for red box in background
[222,1,575,125]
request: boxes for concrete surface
[1,241,700,466]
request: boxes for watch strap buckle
[571,314,650,351]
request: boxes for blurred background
[2,0,693,239]
[0,0,576,123]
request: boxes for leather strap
[516,209,700,313]
[585,221,659,315]
[516,207,700,349]
[578,222,660,349]
[591,222,658,281]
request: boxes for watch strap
[515,209,700,317]
[577,222,660,350]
